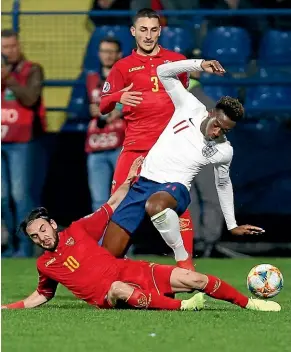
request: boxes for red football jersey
[36,204,121,308]
[100,46,188,151]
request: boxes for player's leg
[111,149,147,194]
[169,268,281,312]
[179,209,194,260]
[106,280,199,311]
[102,178,150,257]
[102,221,131,257]
[87,152,112,211]
[145,188,194,270]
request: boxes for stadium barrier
[2,3,291,114]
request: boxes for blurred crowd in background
[1,0,291,258]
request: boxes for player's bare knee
[109,281,134,300]
[189,272,208,290]
[146,193,173,217]
[109,281,125,299]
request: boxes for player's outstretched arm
[2,290,50,309]
[214,164,265,236]
[107,156,144,211]
[157,59,225,108]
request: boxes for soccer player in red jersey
[99,8,195,267]
[2,158,281,312]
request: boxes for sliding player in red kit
[99,8,195,268]
[2,157,281,312]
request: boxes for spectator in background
[1,29,46,257]
[89,0,131,27]
[85,37,125,212]
[187,69,224,257]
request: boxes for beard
[39,232,60,252]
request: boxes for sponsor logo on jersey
[202,142,218,158]
[102,81,111,93]
[179,218,192,232]
[66,237,75,246]
[128,65,145,72]
[45,257,56,267]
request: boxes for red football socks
[203,275,249,308]
[4,300,25,309]
[126,288,181,310]
[179,209,194,258]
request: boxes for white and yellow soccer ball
[247,264,283,298]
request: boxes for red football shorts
[118,259,175,295]
[111,149,148,193]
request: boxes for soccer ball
[247,264,283,298]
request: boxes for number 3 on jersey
[151,76,159,92]
[63,256,80,272]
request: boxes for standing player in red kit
[99,8,195,267]
[1,157,281,312]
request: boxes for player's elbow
[156,65,166,81]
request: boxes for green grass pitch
[2,257,290,352]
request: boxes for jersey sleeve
[36,268,58,299]
[213,149,237,231]
[76,203,113,241]
[100,64,126,114]
[175,54,189,89]
[157,59,204,109]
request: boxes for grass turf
[2,257,290,352]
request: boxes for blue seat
[202,27,251,66]
[83,26,133,71]
[259,30,291,65]
[245,68,291,119]
[200,69,241,101]
[160,27,194,53]
[66,71,90,121]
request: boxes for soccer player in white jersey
[102,59,264,270]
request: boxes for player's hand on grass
[230,225,265,236]
[126,156,144,183]
[120,83,143,107]
[201,60,226,76]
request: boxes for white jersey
[140,59,237,230]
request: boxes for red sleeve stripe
[102,203,113,221]
[174,125,189,134]
[173,120,187,129]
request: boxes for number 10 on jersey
[63,256,80,272]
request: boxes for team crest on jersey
[66,237,75,246]
[45,257,56,267]
[202,142,218,158]
[102,82,111,93]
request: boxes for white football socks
[151,208,188,261]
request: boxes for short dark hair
[216,96,244,122]
[133,8,160,25]
[99,37,122,52]
[19,207,50,236]
[1,29,18,39]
